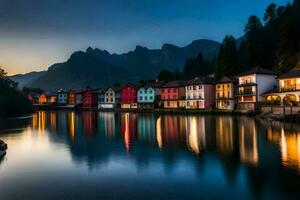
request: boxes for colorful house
[185,77,215,109]
[120,84,137,109]
[137,86,156,109]
[82,87,98,108]
[99,87,121,109]
[160,81,185,108]
[98,89,109,109]
[57,89,68,104]
[237,67,277,111]
[76,91,83,105]
[46,93,57,104]
[262,67,300,106]
[215,76,236,110]
[27,92,39,104]
[38,93,47,105]
[68,90,76,105]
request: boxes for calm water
[0,111,300,199]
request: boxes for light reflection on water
[0,111,300,199]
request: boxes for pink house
[185,77,215,109]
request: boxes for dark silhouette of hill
[11,39,220,91]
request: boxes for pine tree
[214,35,238,79]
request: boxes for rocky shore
[0,140,7,158]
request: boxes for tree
[243,15,265,67]
[264,3,277,24]
[0,67,33,115]
[174,68,181,80]
[244,15,263,34]
[215,35,238,79]
[157,70,175,82]
[182,52,212,80]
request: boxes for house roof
[122,83,138,90]
[57,89,67,93]
[238,67,277,76]
[261,87,280,96]
[216,76,236,84]
[161,80,186,88]
[186,77,215,86]
[278,69,300,79]
[106,86,121,92]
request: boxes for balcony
[238,81,257,86]
[279,87,297,92]
[238,91,256,96]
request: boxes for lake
[0,111,300,199]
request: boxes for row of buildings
[28,66,300,112]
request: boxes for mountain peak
[134,45,148,51]
[161,43,179,50]
[86,46,94,53]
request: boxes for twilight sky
[0,0,290,75]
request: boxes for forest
[0,68,33,115]
[157,0,300,81]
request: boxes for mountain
[10,71,46,88]
[12,39,220,91]
[28,51,137,91]
[87,39,220,73]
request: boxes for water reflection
[3,111,300,199]
[185,116,206,154]
[239,117,259,166]
[265,121,300,173]
[216,117,234,156]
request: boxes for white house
[237,67,277,111]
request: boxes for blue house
[137,86,156,109]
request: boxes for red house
[82,87,98,108]
[160,81,186,108]
[120,83,137,109]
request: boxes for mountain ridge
[10,39,221,91]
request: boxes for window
[150,96,153,100]
[139,97,143,100]
[145,96,148,100]
[193,86,196,90]
[173,88,177,92]
[110,98,113,102]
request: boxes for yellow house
[215,76,236,110]
[262,68,300,106]
[38,93,47,105]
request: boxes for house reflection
[156,116,163,149]
[83,111,97,136]
[99,112,116,139]
[68,112,75,141]
[137,114,156,145]
[185,116,206,154]
[121,113,137,151]
[239,117,259,166]
[216,117,234,156]
[267,122,300,173]
[49,111,57,131]
[157,115,186,148]
[32,111,47,134]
